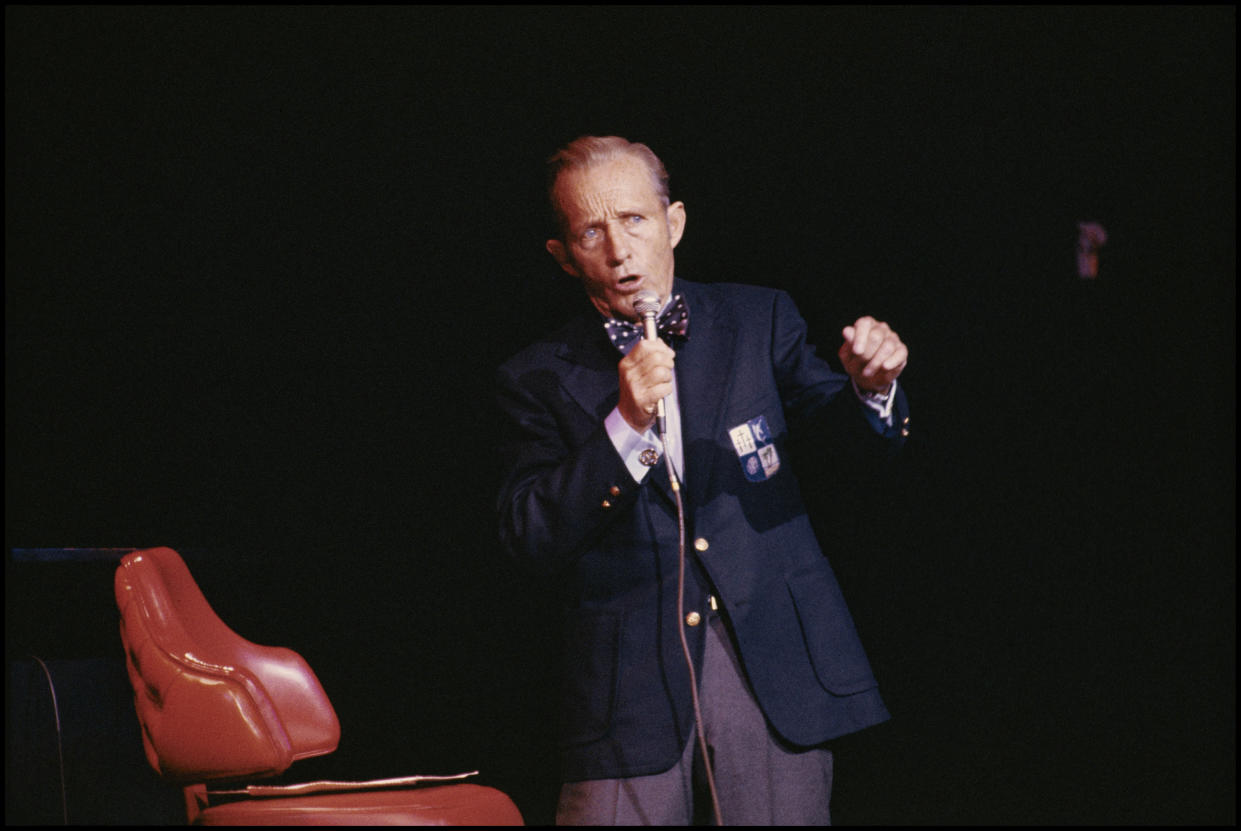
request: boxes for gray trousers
[556,610,834,826]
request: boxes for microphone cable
[636,289,722,824]
[660,431,723,826]
[31,655,69,824]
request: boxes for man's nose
[604,224,630,263]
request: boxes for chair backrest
[115,547,340,783]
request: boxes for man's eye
[627,215,644,225]
[581,228,599,241]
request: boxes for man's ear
[546,238,580,278]
[666,201,687,249]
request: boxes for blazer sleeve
[769,289,910,455]
[493,357,639,578]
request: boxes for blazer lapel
[555,313,621,421]
[674,281,739,512]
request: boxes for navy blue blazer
[495,279,908,782]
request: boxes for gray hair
[546,136,671,236]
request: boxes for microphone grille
[633,290,662,318]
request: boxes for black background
[6,6,1234,825]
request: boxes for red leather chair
[114,546,524,825]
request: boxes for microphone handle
[641,314,668,436]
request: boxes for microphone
[633,289,667,436]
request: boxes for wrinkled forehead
[553,157,664,225]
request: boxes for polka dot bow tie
[603,293,690,355]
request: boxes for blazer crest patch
[728,415,780,482]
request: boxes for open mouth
[618,274,641,287]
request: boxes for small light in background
[1076,221,1108,279]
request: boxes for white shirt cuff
[605,407,663,483]
[851,379,897,426]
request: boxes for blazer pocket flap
[787,569,878,695]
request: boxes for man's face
[546,156,686,322]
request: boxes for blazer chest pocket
[558,608,621,747]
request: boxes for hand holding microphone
[617,290,675,435]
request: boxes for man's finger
[851,318,872,355]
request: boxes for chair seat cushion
[193,783,523,826]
